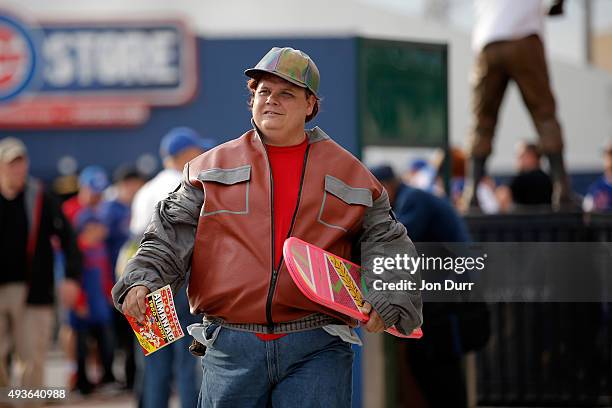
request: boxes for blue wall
[9,37,358,182]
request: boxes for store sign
[0,11,197,128]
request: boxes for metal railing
[464,211,612,407]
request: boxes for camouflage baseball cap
[245,47,320,98]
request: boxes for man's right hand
[122,285,151,324]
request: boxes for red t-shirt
[256,137,308,341]
[62,195,83,226]
[266,137,308,267]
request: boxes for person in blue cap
[370,164,490,408]
[403,158,438,193]
[128,127,215,408]
[70,209,116,394]
[130,128,215,236]
[60,165,112,392]
[62,165,110,225]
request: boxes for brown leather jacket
[113,126,422,334]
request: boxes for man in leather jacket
[113,47,422,407]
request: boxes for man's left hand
[359,302,385,333]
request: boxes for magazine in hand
[126,285,185,355]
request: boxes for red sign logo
[0,15,35,102]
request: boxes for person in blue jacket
[370,164,485,408]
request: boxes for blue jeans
[198,326,354,408]
[142,289,201,408]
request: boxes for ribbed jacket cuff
[365,292,399,329]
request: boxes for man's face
[0,156,28,192]
[252,76,315,138]
[516,146,539,172]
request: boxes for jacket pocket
[317,175,373,232]
[198,165,251,216]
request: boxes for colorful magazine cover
[126,285,185,355]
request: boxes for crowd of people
[391,138,612,216]
[0,128,216,406]
[0,0,611,406]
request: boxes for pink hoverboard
[283,237,422,339]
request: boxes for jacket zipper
[264,143,310,332]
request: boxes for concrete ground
[36,348,179,408]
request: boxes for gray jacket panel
[359,189,423,335]
[111,164,202,311]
